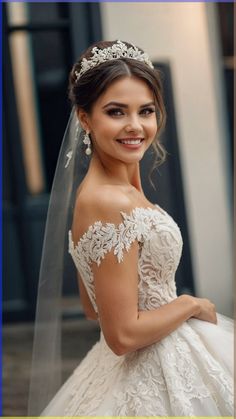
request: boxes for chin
[119,152,145,164]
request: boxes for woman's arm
[93,241,216,355]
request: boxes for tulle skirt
[41,313,234,416]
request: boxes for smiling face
[78,76,158,164]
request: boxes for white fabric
[42,205,233,416]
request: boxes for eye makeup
[105,107,156,117]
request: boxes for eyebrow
[102,101,155,109]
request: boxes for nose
[125,114,142,133]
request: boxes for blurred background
[3,2,234,415]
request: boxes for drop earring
[83,131,92,155]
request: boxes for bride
[29,40,233,416]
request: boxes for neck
[88,153,143,192]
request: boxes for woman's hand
[187,295,217,324]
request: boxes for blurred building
[3,2,234,322]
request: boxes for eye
[106,108,124,117]
[140,107,155,116]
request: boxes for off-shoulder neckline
[69,204,166,249]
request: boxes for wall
[101,2,233,316]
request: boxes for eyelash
[106,108,155,117]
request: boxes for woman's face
[79,76,158,164]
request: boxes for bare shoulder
[72,184,133,240]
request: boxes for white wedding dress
[42,205,233,416]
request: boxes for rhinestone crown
[75,40,154,82]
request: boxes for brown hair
[68,40,167,186]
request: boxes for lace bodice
[68,205,183,314]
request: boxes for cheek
[103,120,121,135]
[147,120,158,137]
[91,117,120,137]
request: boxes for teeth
[120,139,142,145]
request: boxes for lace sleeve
[69,210,141,267]
[68,209,145,313]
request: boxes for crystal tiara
[75,40,154,82]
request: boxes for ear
[76,108,90,133]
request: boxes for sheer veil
[28,108,88,416]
